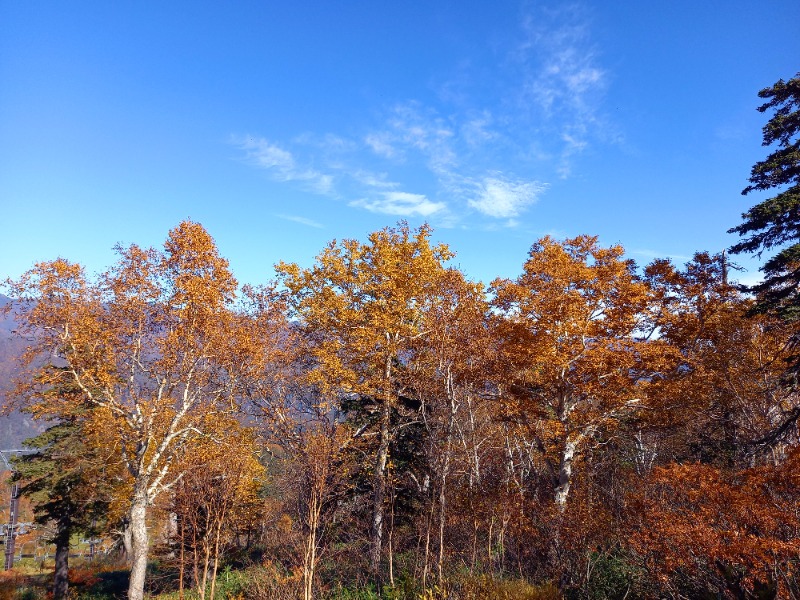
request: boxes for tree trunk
[437,375,456,585]
[471,513,479,571]
[387,488,395,587]
[53,523,70,600]
[555,438,578,509]
[179,517,185,600]
[127,484,150,600]
[369,395,391,581]
[121,518,133,562]
[209,515,225,600]
[436,472,448,584]
[303,492,319,600]
[422,502,433,588]
[200,539,211,600]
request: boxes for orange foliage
[5,221,280,600]
[492,235,672,507]
[632,459,800,596]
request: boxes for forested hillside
[0,294,44,448]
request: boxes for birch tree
[5,221,261,600]
[492,236,666,509]
[410,268,490,584]
[276,222,453,581]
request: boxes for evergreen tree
[13,404,111,600]
[729,73,800,321]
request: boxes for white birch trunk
[127,484,150,600]
[555,438,579,509]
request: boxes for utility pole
[1,449,32,570]
[3,483,19,570]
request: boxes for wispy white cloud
[245,139,295,171]
[350,191,446,217]
[235,136,334,194]
[365,133,399,159]
[277,214,324,229]
[513,5,611,177]
[468,176,547,218]
[350,169,398,189]
[389,104,447,148]
[372,103,458,175]
[518,12,605,111]
[461,111,497,147]
[293,132,356,153]
[234,134,441,217]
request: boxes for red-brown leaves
[632,460,800,596]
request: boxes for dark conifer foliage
[730,73,800,321]
[13,401,111,600]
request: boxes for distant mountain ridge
[0,294,45,449]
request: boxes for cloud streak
[513,5,611,177]
[236,136,334,194]
[469,176,547,218]
[351,191,446,217]
[277,214,325,229]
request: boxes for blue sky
[2,1,798,288]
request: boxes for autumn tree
[645,252,799,467]
[171,415,264,600]
[251,337,353,600]
[282,421,353,600]
[5,221,266,600]
[492,236,667,510]
[233,278,358,600]
[632,460,800,598]
[276,222,454,581]
[626,253,800,597]
[408,268,492,584]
